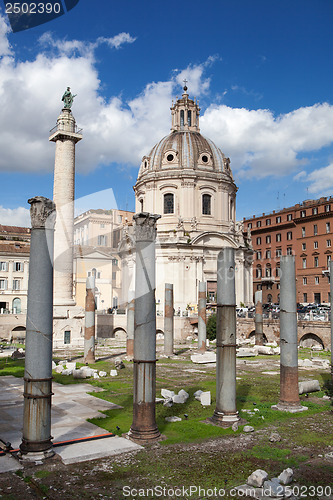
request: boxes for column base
[18,449,55,462]
[198,340,206,353]
[271,402,308,413]
[209,410,240,426]
[127,427,162,445]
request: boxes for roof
[0,225,30,235]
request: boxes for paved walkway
[0,376,142,472]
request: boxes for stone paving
[0,375,142,471]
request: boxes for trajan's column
[49,88,82,307]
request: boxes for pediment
[191,231,237,248]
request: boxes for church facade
[121,87,253,311]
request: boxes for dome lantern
[171,81,200,133]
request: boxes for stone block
[110,370,118,377]
[263,478,281,497]
[52,361,57,369]
[165,416,182,422]
[62,369,73,376]
[278,468,293,485]
[194,390,203,400]
[54,365,63,373]
[191,352,216,364]
[200,391,211,406]
[93,372,100,379]
[232,422,238,432]
[298,380,320,394]
[163,398,173,407]
[243,425,254,433]
[269,432,281,442]
[65,362,76,371]
[115,360,125,369]
[73,368,88,379]
[236,348,256,357]
[299,358,312,367]
[247,469,268,488]
[99,371,107,377]
[161,389,175,399]
[177,389,189,400]
[254,346,275,355]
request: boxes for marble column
[255,290,264,345]
[210,247,239,425]
[128,213,161,443]
[126,289,135,358]
[20,197,56,460]
[49,108,82,306]
[84,276,96,364]
[164,283,174,356]
[197,281,207,352]
[272,256,307,412]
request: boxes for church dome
[137,87,232,180]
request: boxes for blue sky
[1,0,333,226]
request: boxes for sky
[1,0,333,227]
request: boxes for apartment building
[73,209,134,310]
[0,225,31,314]
[243,197,332,305]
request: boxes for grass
[0,358,25,377]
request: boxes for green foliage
[323,378,333,405]
[206,313,216,340]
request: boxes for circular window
[167,154,174,162]
[202,155,209,163]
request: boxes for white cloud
[0,12,12,57]
[200,103,333,178]
[174,57,218,96]
[38,31,136,57]
[303,163,333,194]
[97,33,136,50]
[293,170,307,181]
[0,18,213,176]
[0,206,30,226]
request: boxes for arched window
[202,194,211,215]
[12,297,21,314]
[180,110,184,127]
[265,265,272,278]
[187,110,192,126]
[164,193,174,214]
[230,198,234,220]
[256,265,262,278]
[267,294,272,303]
[139,199,144,212]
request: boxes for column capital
[134,212,161,242]
[28,197,56,230]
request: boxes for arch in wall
[248,330,268,343]
[113,327,127,340]
[299,333,324,349]
[11,325,26,342]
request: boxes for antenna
[277,192,280,210]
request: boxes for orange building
[243,197,332,305]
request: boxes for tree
[206,313,216,340]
